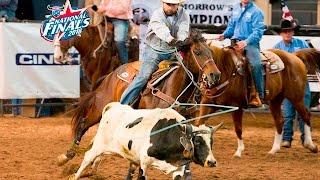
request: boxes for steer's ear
[180,137,193,158]
[210,122,224,133]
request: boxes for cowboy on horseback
[216,0,265,107]
[90,0,133,64]
[120,0,190,105]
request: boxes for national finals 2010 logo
[40,0,90,42]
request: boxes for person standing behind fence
[273,19,311,148]
[0,0,18,21]
[91,0,133,65]
[216,0,265,107]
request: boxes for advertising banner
[0,22,80,99]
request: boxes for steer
[70,102,223,180]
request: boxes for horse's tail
[71,91,96,137]
[92,74,107,91]
[294,48,320,74]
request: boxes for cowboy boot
[248,85,262,108]
[246,60,262,108]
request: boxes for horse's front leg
[232,108,245,157]
[194,98,214,126]
[268,95,284,155]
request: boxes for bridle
[190,42,216,72]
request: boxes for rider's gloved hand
[169,38,185,49]
[168,38,178,46]
[215,34,225,41]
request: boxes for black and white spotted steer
[70,102,223,180]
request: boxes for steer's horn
[210,122,224,133]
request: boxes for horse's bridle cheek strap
[191,50,215,72]
[191,50,204,71]
[201,59,215,70]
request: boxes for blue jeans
[120,47,173,105]
[245,45,264,99]
[282,83,311,143]
[11,99,22,115]
[110,18,129,64]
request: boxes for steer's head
[181,122,223,167]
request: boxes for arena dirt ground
[0,112,319,180]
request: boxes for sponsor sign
[40,0,90,42]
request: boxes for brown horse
[57,30,221,166]
[53,25,139,90]
[195,45,319,157]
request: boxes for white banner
[132,0,238,25]
[184,0,238,25]
[0,22,80,99]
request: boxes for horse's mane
[294,48,320,74]
[209,44,237,76]
[189,29,206,43]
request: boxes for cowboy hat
[274,19,299,34]
[161,0,180,4]
[280,19,296,31]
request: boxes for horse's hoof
[267,149,278,155]
[57,154,69,166]
[304,144,318,153]
[67,174,76,180]
[233,151,242,158]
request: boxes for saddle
[117,61,180,104]
[230,47,284,107]
[233,50,284,76]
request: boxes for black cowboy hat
[276,19,300,33]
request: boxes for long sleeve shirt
[0,0,18,21]
[99,0,133,20]
[273,38,309,53]
[223,2,265,46]
[145,7,190,52]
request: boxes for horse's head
[182,29,221,88]
[53,35,78,63]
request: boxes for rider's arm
[223,11,236,39]
[176,9,190,41]
[149,10,175,43]
[245,10,264,45]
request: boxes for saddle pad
[117,62,139,83]
[260,50,284,74]
[117,61,180,84]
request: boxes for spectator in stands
[216,0,265,107]
[0,0,18,21]
[273,19,311,148]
